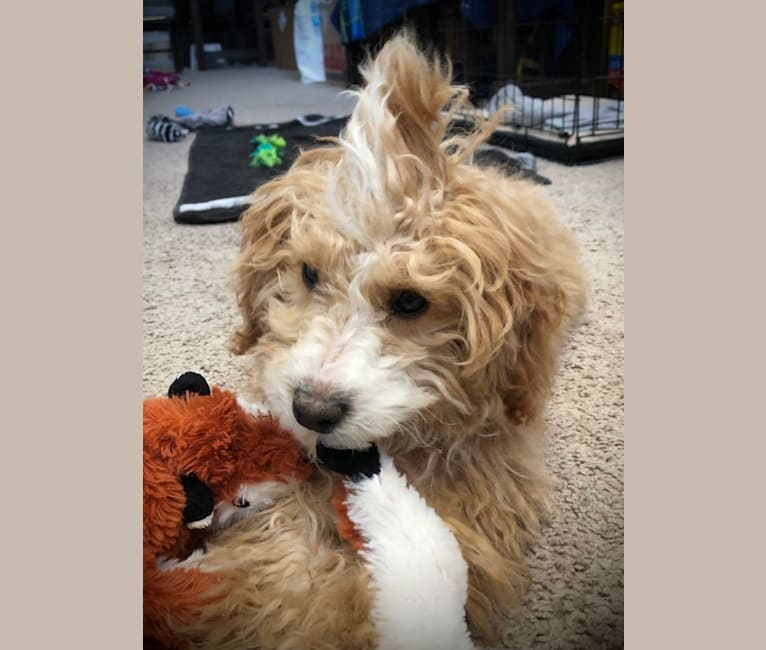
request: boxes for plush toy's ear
[181,474,214,529]
[168,371,211,398]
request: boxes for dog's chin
[285,419,379,455]
[313,430,377,452]
[272,405,320,454]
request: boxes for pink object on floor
[144,69,186,91]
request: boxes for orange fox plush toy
[143,372,311,649]
[144,371,475,650]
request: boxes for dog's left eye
[390,290,429,318]
[301,263,319,290]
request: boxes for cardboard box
[268,4,297,71]
[319,1,347,82]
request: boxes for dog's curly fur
[177,33,586,649]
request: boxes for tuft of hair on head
[329,30,509,244]
[359,29,509,162]
[358,30,461,170]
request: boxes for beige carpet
[143,66,624,649]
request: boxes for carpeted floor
[143,66,624,649]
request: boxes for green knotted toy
[249,134,287,168]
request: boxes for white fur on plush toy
[343,454,475,650]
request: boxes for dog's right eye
[301,263,319,290]
[390,290,429,318]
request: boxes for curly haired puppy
[178,33,586,650]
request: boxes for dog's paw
[316,441,380,482]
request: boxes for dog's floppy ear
[231,191,293,355]
[444,176,586,428]
[498,208,587,425]
[502,274,585,425]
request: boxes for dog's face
[233,36,584,452]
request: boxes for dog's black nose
[292,386,349,434]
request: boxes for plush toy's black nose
[292,386,350,434]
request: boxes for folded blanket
[174,114,550,225]
[544,102,624,135]
[485,83,625,135]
